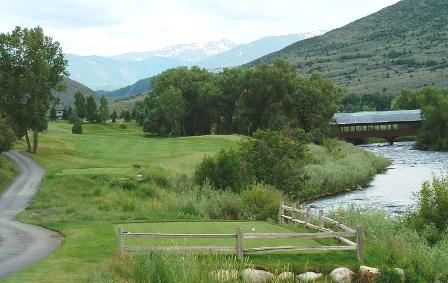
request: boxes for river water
[314,142,448,214]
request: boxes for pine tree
[98,96,109,124]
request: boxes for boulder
[360,266,380,281]
[210,269,239,281]
[278,271,295,280]
[296,272,323,282]
[330,267,354,283]
[242,268,274,283]
[395,268,405,282]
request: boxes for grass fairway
[121,221,332,248]
[3,122,241,283]
[25,122,240,175]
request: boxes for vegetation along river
[314,142,448,214]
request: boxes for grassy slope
[3,122,239,283]
[3,123,386,282]
[251,0,448,94]
[0,155,18,194]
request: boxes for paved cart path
[0,151,61,277]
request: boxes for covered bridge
[332,109,422,144]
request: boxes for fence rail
[118,207,364,262]
[278,201,363,262]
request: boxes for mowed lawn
[120,221,330,249]
[25,122,241,175]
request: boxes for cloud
[0,0,401,56]
[0,0,121,28]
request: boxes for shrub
[0,116,15,152]
[242,184,283,220]
[195,128,311,197]
[405,176,448,243]
[119,124,127,129]
[206,191,244,220]
[195,149,250,192]
[71,121,83,134]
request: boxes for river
[314,142,448,214]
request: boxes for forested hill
[250,0,448,94]
[55,77,96,106]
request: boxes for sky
[0,0,400,56]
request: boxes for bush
[120,124,127,129]
[71,121,83,134]
[0,116,15,152]
[242,184,283,220]
[405,176,448,243]
[206,190,244,220]
[195,128,311,197]
[195,149,250,192]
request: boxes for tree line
[73,90,109,124]
[393,87,448,151]
[132,60,342,139]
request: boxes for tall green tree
[143,86,186,135]
[74,90,86,120]
[0,26,68,153]
[111,110,118,123]
[85,95,98,122]
[98,96,109,124]
[394,87,448,150]
[120,110,131,122]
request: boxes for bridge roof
[332,109,422,125]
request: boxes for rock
[330,267,354,283]
[395,268,405,282]
[242,268,274,283]
[278,271,295,280]
[210,269,239,281]
[296,272,323,282]
[360,266,380,281]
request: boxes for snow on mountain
[112,39,237,62]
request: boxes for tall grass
[0,155,18,193]
[334,206,448,282]
[89,253,247,283]
[302,140,391,199]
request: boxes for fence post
[118,226,124,257]
[278,201,285,224]
[356,226,364,263]
[318,209,324,231]
[291,203,297,223]
[305,206,311,228]
[236,228,243,261]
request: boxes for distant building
[55,105,64,120]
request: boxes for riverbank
[303,140,391,200]
[314,142,448,214]
[0,155,18,194]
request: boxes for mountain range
[250,0,448,94]
[66,32,325,91]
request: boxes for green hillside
[54,77,96,107]
[250,0,448,94]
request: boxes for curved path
[0,151,61,277]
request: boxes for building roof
[332,109,422,125]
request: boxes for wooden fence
[278,202,364,262]
[117,203,364,262]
